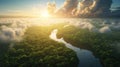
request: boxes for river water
[50,29,102,67]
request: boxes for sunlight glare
[41,11,50,18]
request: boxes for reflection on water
[50,29,102,67]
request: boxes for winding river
[49,29,102,67]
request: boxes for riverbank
[50,29,102,67]
[57,25,120,67]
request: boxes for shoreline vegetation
[57,25,120,67]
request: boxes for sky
[0,0,120,16]
[0,0,64,16]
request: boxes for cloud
[62,0,78,13]
[0,19,30,43]
[112,7,120,11]
[47,2,56,15]
[55,0,78,17]
[0,18,71,44]
[53,0,113,17]
[73,0,94,16]
[111,7,120,17]
[99,26,111,33]
[0,18,119,44]
[75,0,112,17]
[70,20,96,31]
[65,18,120,33]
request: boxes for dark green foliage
[0,26,78,67]
[57,25,120,67]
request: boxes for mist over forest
[0,0,120,67]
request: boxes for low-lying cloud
[66,18,120,33]
[0,18,71,44]
[0,18,120,45]
[99,26,112,33]
[0,19,30,43]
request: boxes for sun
[41,11,50,18]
